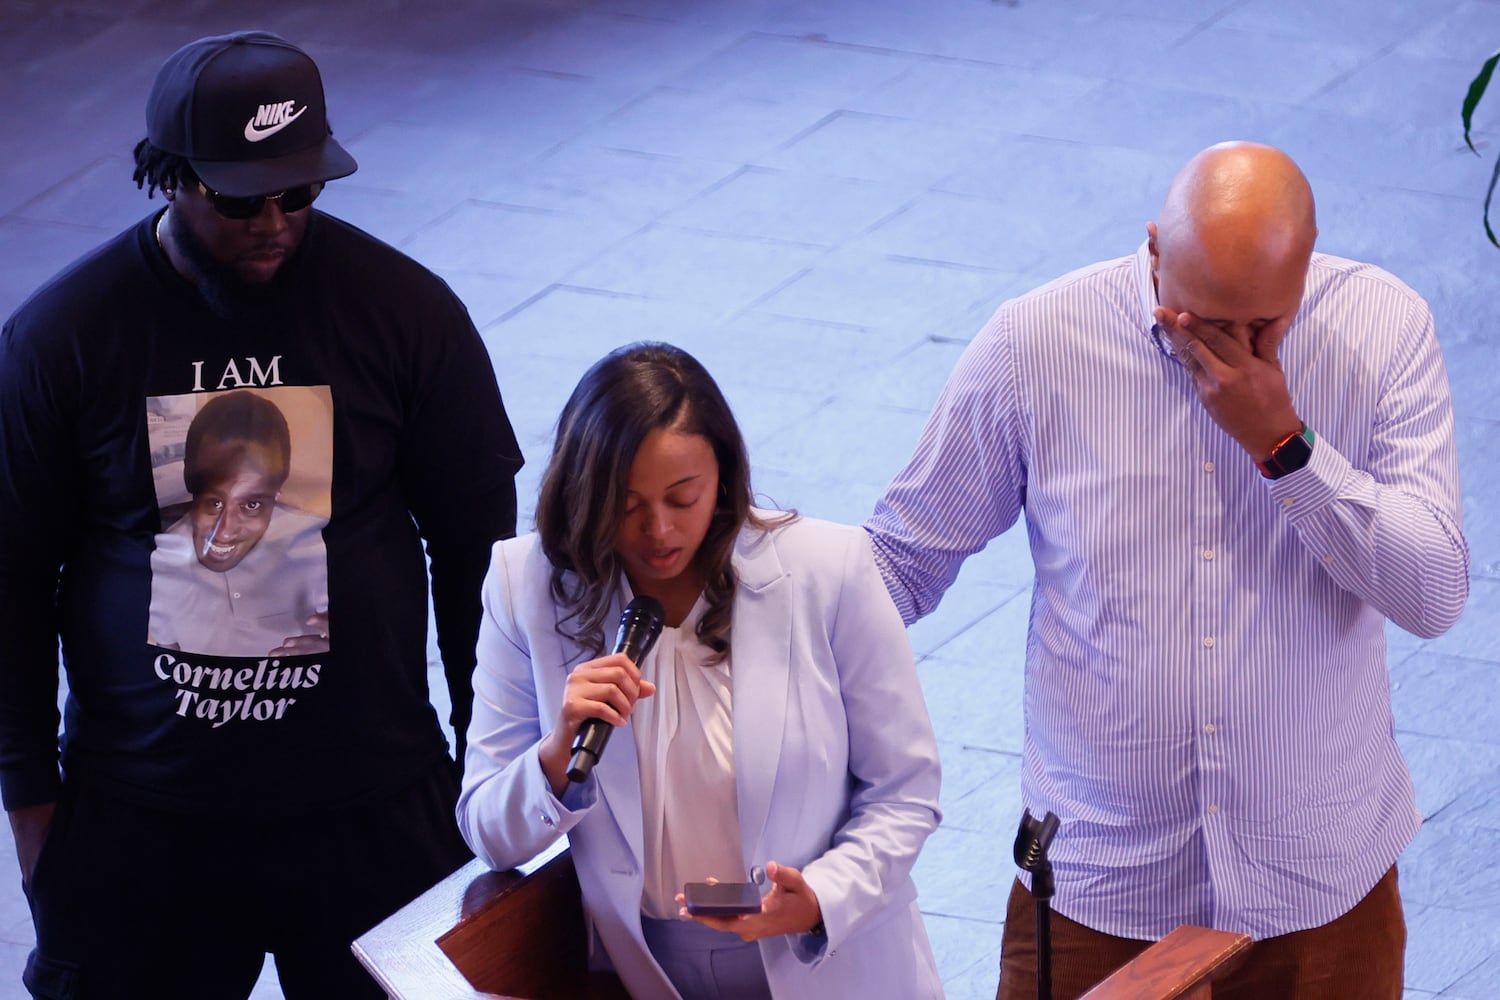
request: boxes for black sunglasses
[194,180,324,220]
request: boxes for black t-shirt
[0,210,522,815]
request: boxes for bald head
[1159,142,1317,264]
[1150,142,1318,350]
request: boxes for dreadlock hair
[132,138,196,199]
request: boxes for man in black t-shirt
[0,31,523,999]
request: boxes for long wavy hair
[536,342,792,661]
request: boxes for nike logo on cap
[244,100,308,142]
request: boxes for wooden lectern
[352,840,628,999]
[354,842,1250,1000]
[1080,925,1251,1000]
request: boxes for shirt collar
[1133,239,1175,361]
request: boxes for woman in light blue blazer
[457,342,943,1000]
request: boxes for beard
[165,210,305,322]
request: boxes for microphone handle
[566,601,664,783]
[566,718,611,783]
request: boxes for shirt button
[1202,636,1216,648]
[231,592,242,599]
[1204,723,1217,734]
[1281,497,1296,508]
[1203,461,1215,473]
[1202,549,1215,560]
[1207,804,1220,815]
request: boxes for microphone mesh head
[624,594,665,627]
[616,595,666,662]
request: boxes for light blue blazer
[457,516,944,999]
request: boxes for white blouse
[630,593,745,919]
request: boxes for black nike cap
[146,30,357,197]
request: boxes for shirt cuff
[0,764,62,813]
[1264,429,1344,521]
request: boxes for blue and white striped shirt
[866,242,1469,940]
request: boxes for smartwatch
[1257,426,1314,479]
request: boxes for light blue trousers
[640,916,774,1000]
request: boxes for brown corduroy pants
[995,866,1404,1000]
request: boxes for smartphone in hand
[683,881,761,916]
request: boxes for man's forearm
[8,801,56,887]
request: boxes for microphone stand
[1013,809,1061,1000]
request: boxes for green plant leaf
[1463,49,1499,154]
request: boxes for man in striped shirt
[866,141,1468,1000]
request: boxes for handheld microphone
[566,595,665,783]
